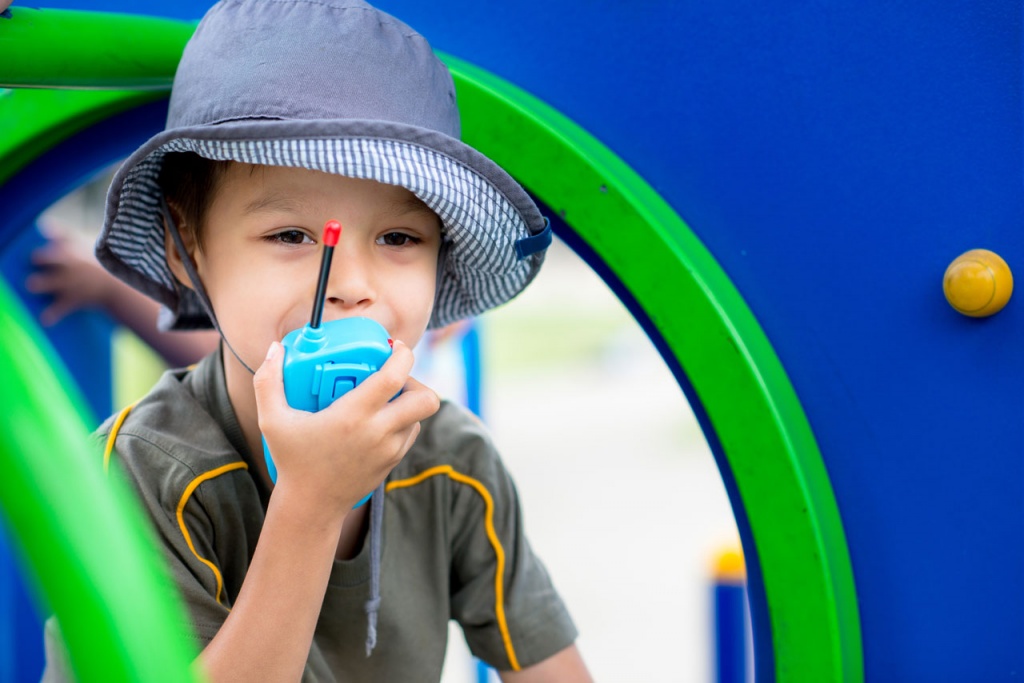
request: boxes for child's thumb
[253,342,288,426]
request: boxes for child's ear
[163,201,199,291]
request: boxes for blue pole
[460,320,482,419]
[713,549,749,683]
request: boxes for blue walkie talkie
[262,220,392,508]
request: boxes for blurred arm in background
[26,230,219,367]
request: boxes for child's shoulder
[97,364,244,483]
[392,399,507,483]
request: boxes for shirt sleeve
[446,419,578,671]
[102,429,238,646]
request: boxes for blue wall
[368,3,1024,677]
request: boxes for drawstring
[159,196,257,375]
[365,481,385,656]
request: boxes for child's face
[177,163,442,372]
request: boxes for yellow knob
[943,249,1013,317]
[712,547,746,583]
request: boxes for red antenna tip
[323,220,342,247]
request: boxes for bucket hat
[96,0,551,332]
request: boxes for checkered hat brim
[97,120,549,331]
[96,0,551,332]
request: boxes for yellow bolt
[943,249,1013,317]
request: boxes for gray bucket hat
[97,0,551,331]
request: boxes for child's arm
[28,234,219,366]
[499,644,592,682]
[196,340,439,682]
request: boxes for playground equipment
[5,1,1023,680]
[0,275,200,681]
[713,549,750,683]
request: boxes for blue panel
[0,524,20,683]
[714,583,749,683]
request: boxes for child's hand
[26,234,117,326]
[253,339,440,515]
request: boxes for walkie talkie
[262,220,393,507]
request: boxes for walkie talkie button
[316,376,353,410]
[332,378,355,399]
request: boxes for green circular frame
[0,9,861,681]
[0,277,201,682]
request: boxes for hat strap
[159,197,257,375]
[514,217,552,260]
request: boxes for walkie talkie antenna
[310,220,342,329]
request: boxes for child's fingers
[29,237,80,268]
[352,339,415,404]
[24,272,57,294]
[381,375,440,427]
[26,272,78,325]
[396,421,423,458]
[37,299,74,327]
[372,418,423,471]
[30,243,63,267]
[252,342,289,433]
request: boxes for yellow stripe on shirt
[386,464,521,671]
[103,400,248,606]
[176,461,249,605]
[102,402,137,474]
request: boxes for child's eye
[376,232,421,247]
[266,229,314,246]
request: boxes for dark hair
[157,152,232,246]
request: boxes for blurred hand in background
[27,226,219,367]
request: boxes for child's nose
[324,248,375,310]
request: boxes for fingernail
[266,341,279,361]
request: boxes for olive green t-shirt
[44,349,576,681]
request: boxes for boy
[43,0,590,681]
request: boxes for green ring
[0,279,200,682]
[0,9,862,681]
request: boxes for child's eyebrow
[386,195,439,220]
[242,192,310,216]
